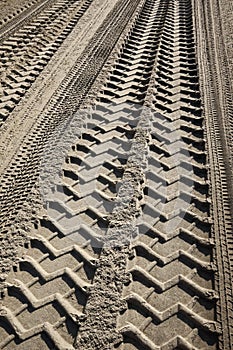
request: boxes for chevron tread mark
[0,0,228,348]
[0,0,144,278]
[0,106,137,349]
[0,214,98,349]
[0,0,38,29]
[0,0,143,230]
[92,0,218,348]
[0,0,93,126]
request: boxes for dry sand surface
[0,0,232,349]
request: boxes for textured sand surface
[0,0,232,349]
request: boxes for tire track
[75,0,219,348]
[0,0,143,228]
[0,107,138,349]
[0,0,144,282]
[0,214,98,349]
[0,0,55,39]
[0,0,146,348]
[193,0,233,348]
[0,0,226,348]
[0,0,93,126]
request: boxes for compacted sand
[0,0,232,349]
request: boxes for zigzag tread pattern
[0,0,93,126]
[0,109,138,349]
[0,0,144,280]
[96,0,219,348]
[0,0,225,348]
[0,215,98,349]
